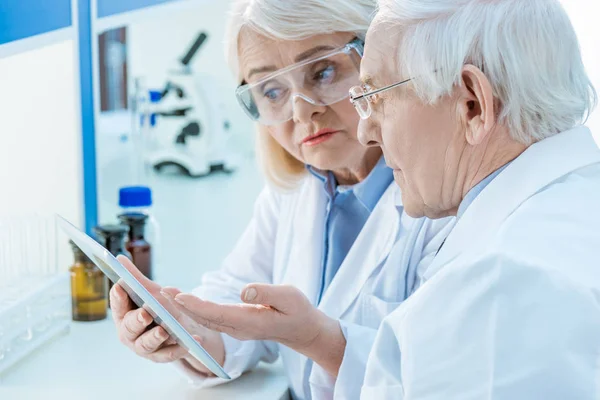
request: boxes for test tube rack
[0,215,71,377]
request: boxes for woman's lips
[302,129,340,146]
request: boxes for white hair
[224,0,376,189]
[376,0,598,144]
[226,0,376,82]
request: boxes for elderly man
[131,0,597,398]
[347,0,600,398]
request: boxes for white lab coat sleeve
[363,253,600,400]
[360,315,404,399]
[325,321,378,400]
[172,185,282,387]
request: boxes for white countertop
[0,314,290,400]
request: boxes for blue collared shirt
[308,157,393,302]
[433,163,511,257]
[457,163,510,219]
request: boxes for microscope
[143,32,238,177]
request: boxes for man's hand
[172,284,347,376]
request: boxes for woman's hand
[172,284,347,377]
[110,255,225,376]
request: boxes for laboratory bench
[0,314,290,400]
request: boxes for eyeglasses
[235,38,364,126]
[349,78,412,119]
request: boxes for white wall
[561,0,600,143]
[0,40,84,269]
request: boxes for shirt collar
[457,163,511,219]
[394,185,403,209]
[307,156,393,212]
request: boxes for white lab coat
[360,126,600,400]
[175,172,452,400]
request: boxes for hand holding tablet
[56,215,230,380]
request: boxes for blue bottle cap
[149,90,162,103]
[119,186,152,208]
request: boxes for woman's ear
[457,64,496,145]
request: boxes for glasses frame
[235,37,365,124]
[349,78,412,119]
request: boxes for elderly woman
[110,0,451,399]
[343,0,600,398]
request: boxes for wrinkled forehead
[237,28,281,65]
[361,20,402,86]
[237,28,354,82]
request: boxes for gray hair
[225,0,376,189]
[376,0,597,144]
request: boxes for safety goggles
[235,38,364,126]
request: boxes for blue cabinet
[97,0,176,18]
[0,0,72,45]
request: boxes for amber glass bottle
[93,224,131,293]
[69,240,108,321]
[118,213,152,280]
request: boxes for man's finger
[157,287,186,320]
[241,284,302,314]
[161,286,182,298]
[173,294,264,336]
[160,286,183,307]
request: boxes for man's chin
[400,193,426,219]
[403,205,426,219]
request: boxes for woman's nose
[357,118,381,147]
[292,93,327,124]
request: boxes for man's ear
[457,64,496,145]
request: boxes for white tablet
[56,214,231,380]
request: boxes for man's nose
[357,117,382,147]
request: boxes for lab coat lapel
[280,178,332,399]
[318,184,399,319]
[424,126,600,281]
[284,178,329,305]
